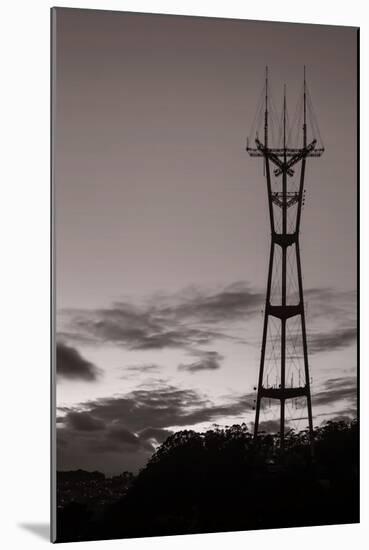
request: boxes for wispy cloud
[178,350,224,373]
[59,305,221,351]
[159,281,263,323]
[313,376,357,408]
[308,327,356,354]
[126,364,161,374]
[57,282,263,351]
[304,288,356,320]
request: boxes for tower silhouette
[247,68,324,453]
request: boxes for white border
[1,1,367,548]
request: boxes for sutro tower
[247,67,324,453]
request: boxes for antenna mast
[264,66,268,149]
[303,66,307,148]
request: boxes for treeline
[57,470,134,482]
[56,420,359,542]
[57,470,105,482]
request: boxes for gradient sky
[53,8,357,475]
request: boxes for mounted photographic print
[51,7,359,543]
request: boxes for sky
[53,8,357,475]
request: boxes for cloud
[107,426,141,446]
[304,288,356,320]
[313,376,357,408]
[57,383,254,474]
[75,385,251,429]
[161,281,263,323]
[56,342,101,381]
[178,350,223,373]
[322,415,354,424]
[59,306,219,351]
[315,407,357,420]
[308,327,356,354]
[119,364,162,379]
[302,288,356,355]
[57,282,263,351]
[126,364,161,373]
[65,411,105,431]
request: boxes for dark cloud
[57,383,253,474]
[66,411,105,431]
[56,342,101,381]
[57,282,262,351]
[303,289,356,354]
[315,407,357,420]
[86,441,134,455]
[76,385,251,429]
[178,350,223,373]
[60,306,219,351]
[313,376,357,408]
[308,327,356,354]
[107,426,141,446]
